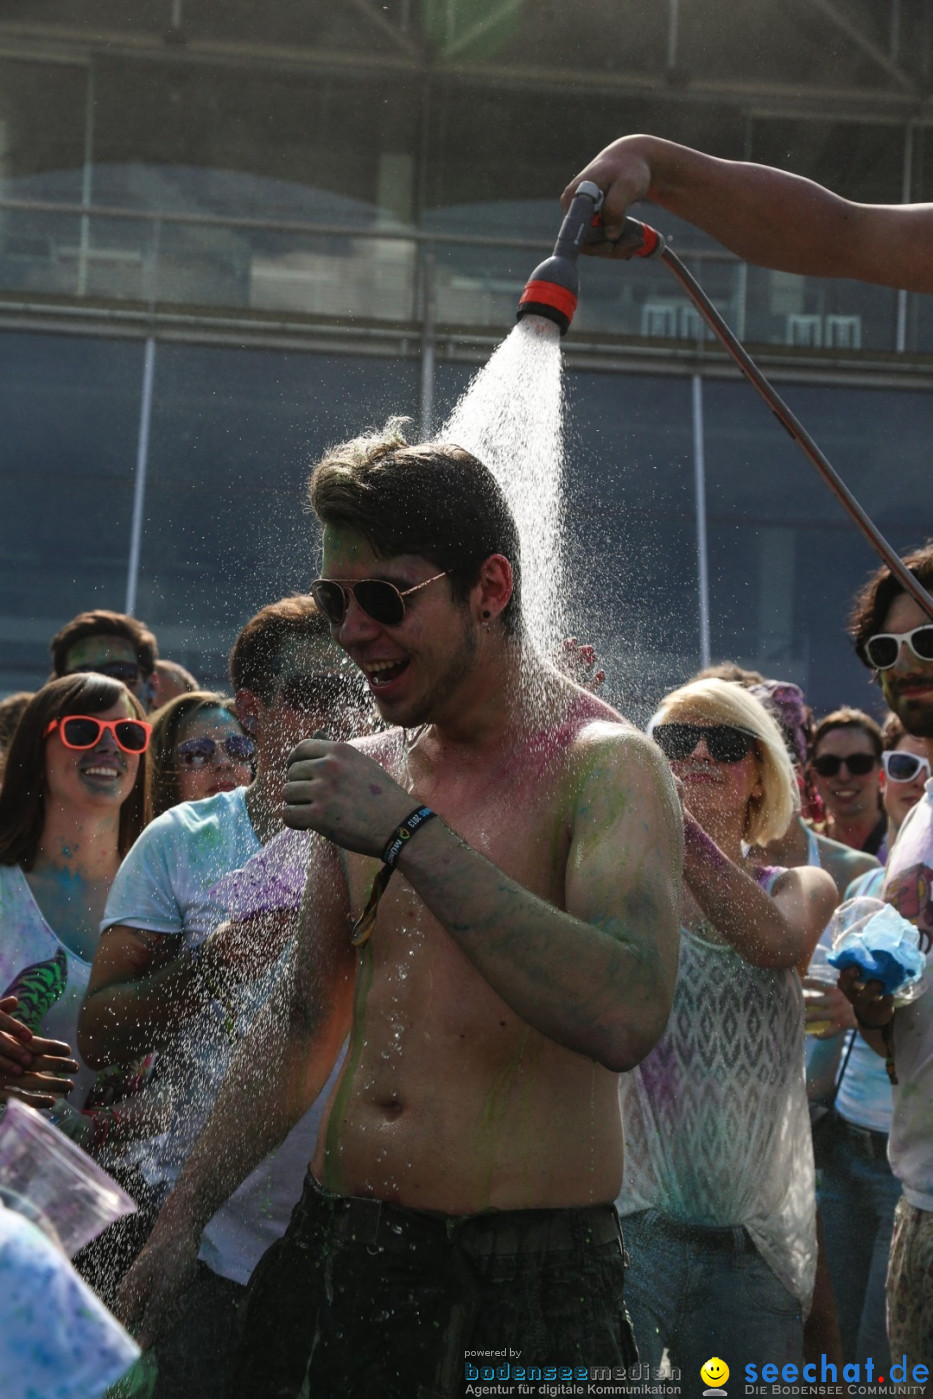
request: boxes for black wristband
[382,805,436,870]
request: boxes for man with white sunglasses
[840,542,933,1370]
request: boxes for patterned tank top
[617,872,816,1308]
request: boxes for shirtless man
[117,424,682,1398]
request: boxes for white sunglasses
[882,750,932,784]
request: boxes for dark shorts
[230,1172,638,1399]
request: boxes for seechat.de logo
[701,1356,730,1396]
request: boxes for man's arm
[683,816,838,970]
[79,906,300,1068]
[838,965,895,1061]
[78,928,210,1068]
[285,727,682,1073]
[562,135,933,293]
[115,839,354,1348]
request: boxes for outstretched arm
[284,726,682,1072]
[562,134,933,292]
[115,840,355,1348]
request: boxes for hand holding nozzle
[561,138,658,257]
[583,213,665,260]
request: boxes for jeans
[818,1114,900,1366]
[621,1208,803,1374]
[231,1173,638,1399]
[887,1197,933,1370]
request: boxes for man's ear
[473,554,514,625]
[235,689,262,734]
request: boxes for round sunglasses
[45,715,152,754]
[810,752,877,778]
[311,572,449,627]
[882,750,932,784]
[177,735,256,769]
[652,722,758,764]
[865,624,933,671]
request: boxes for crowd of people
[0,139,932,1397]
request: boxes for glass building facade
[1,1,930,720]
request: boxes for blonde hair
[651,677,799,845]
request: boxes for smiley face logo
[701,1357,730,1389]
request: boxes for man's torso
[312,693,635,1214]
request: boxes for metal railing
[0,195,916,355]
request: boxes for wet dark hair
[850,541,933,667]
[149,691,247,818]
[49,609,159,678]
[811,706,883,762]
[0,674,151,869]
[229,596,331,702]
[308,418,523,635]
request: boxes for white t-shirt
[882,778,933,1211]
[100,788,262,1193]
[198,1052,345,1286]
[0,864,97,1107]
[103,792,346,1284]
[832,868,893,1135]
[198,831,347,1285]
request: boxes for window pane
[703,378,930,716]
[138,345,420,684]
[0,331,143,691]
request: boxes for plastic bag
[826,896,927,1001]
[0,1199,139,1398]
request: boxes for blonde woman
[618,678,837,1373]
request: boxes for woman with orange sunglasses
[0,672,150,1115]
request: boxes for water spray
[520,195,933,620]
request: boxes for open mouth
[364,659,410,691]
[81,763,124,781]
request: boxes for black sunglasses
[811,752,877,778]
[177,735,256,768]
[68,661,143,685]
[311,572,448,627]
[865,624,933,671]
[652,723,758,764]
[276,672,370,712]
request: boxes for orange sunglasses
[45,715,152,754]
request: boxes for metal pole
[895,120,913,353]
[666,0,680,71]
[125,338,156,616]
[419,244,436,438]
[77,63,95,297]
[692,374,711,668]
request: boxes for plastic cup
[803,943,839,1037]
[0,1098,136,1256]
